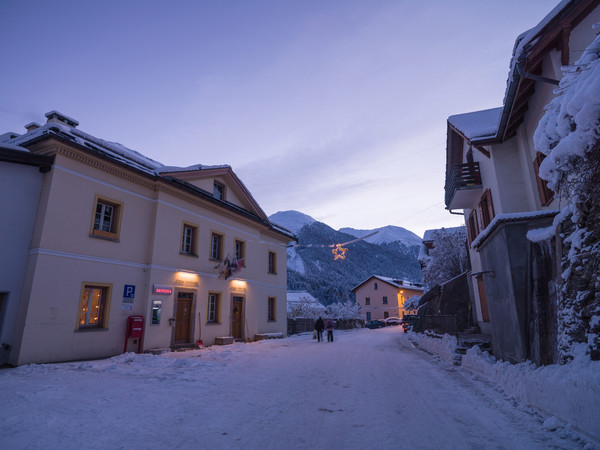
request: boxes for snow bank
[408,332,457,362]
[462,346,600,442]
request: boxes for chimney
[45,110,79,128]
[24,122,41,132]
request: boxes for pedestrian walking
[325,318,335,342]
[314,316,324,342]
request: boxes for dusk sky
[0,0,559,237]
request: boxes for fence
[422,315,458,336]
[287,318,364,335]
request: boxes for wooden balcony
[445,162,483,210]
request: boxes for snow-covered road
[0,327,588,449]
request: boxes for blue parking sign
[123,285,136,298]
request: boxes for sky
[0,0,560,237]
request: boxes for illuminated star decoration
[287,231,378,261]
[331,243,348,260]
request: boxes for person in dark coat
[325,318,335,342]
[314,316,325,342]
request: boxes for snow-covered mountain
[269,210,315,234]
[339,225,422,247]
[268,211,422,304]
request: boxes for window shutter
[533,152,554,206]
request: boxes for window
[383,296,388,304]
[181,223,198,256]
[213,181,225,200]
[384,311,389,319]
[78,284,111,329]
[366,312,372,321]
[210,232,223,261]
[268,251,277,274]
[91,196,122,240]
[533,152,555,206]
[267,297,276,321]
[374,282,378,290]
[365,296,371,305]
[207,292,221,323]
[235,239,246,266]
[479,189,495,229]
[467,210,480,245]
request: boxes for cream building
[352,275,424,321]
[0,111,293,366]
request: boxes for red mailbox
[124,315,144,353]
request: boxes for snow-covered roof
[287,291,320,303]
[352,275,424,292]
[422,226,465,242]
[447,107,502,141]
[3,112,237,177]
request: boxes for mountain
[339,225,422,247]
[269,211,422,305]
[269,210,315,234]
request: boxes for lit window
[91,196,122,240]
[213,181,225,200]
[268,297,276,321]
[181,223,198,255]
[207,292,221,323]
[210,232,223,261]
[268,251,277,274]
[78,284,111,329]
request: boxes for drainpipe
[447,209,464,215]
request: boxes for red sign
[153,285,173,295]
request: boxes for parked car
[365,320,386,329]
[383,317,401,326]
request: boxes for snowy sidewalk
[0,328,594,449]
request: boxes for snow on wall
[462,346,600,442]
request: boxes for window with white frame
[181,223,198,255]
[91,196,122,240]
[207,292,221,323]
[213,181,225,200]
[235,239,246,266]
[210,232,223,261]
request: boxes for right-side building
[444,0,600,364]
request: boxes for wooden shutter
[533,152,554,206]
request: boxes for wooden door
[232,297,243,339]
[174,293,193,344]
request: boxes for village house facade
[444,0,600,364]
[0,111,294,366]
[352,275,424,321]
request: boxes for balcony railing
[445,162,483,209]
